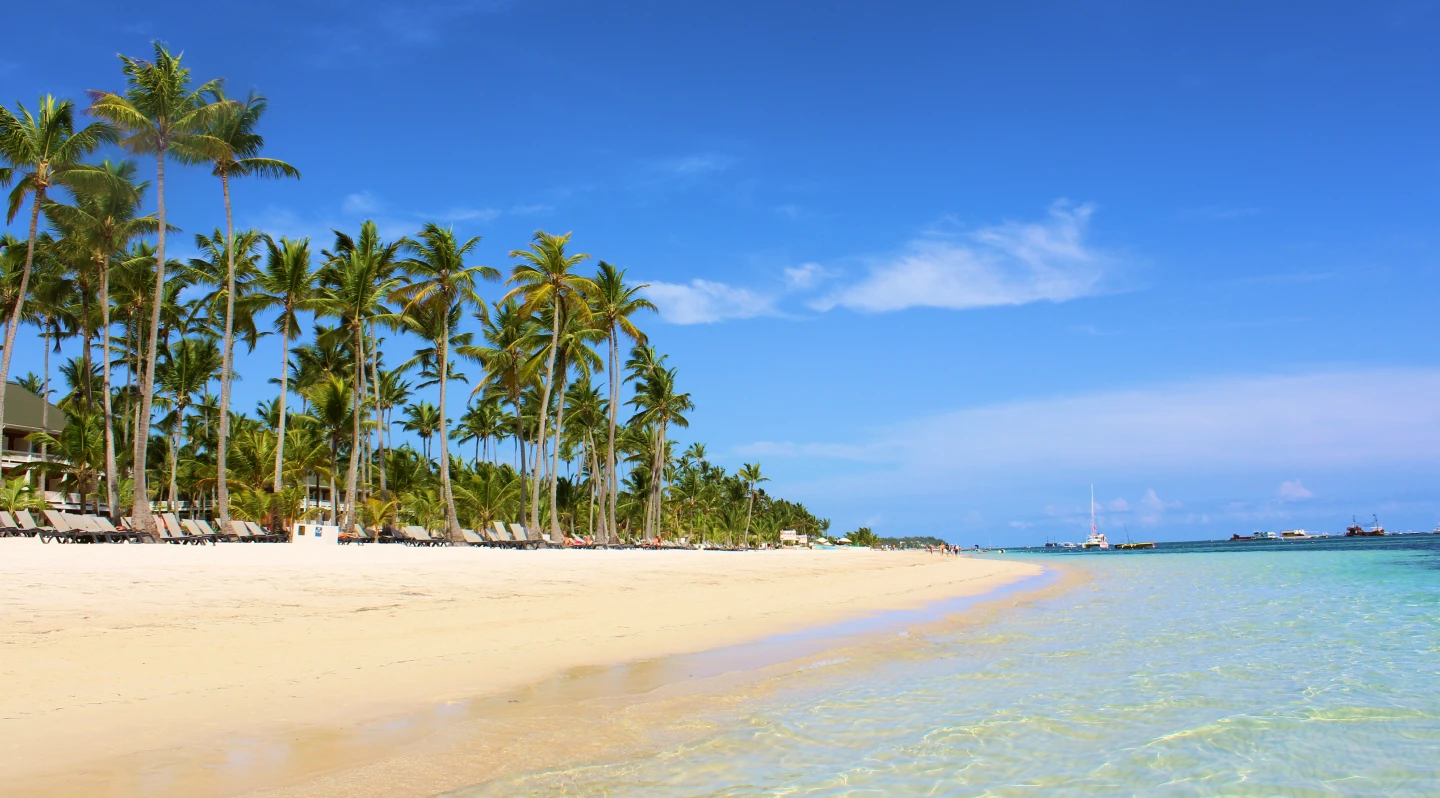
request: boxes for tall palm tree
[458,300,542,530]
[257,236,315,517]
[155,336,222,512]
[314,221,400,532]
[88,42,228,534]
[628,362,693,541]
[400,400,441,461]
[393,223,497,543]
[504,231,595,539]
[540,307,603,540]
[0,95,116,464]
[42,160,156,516]
[739,461,768,547]
[200,89,298,533]
[590,261,653,544]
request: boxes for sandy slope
[0,538,1037,795]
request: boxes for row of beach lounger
[342,521,604,548]
[0,510,287,544]
[0,511,694,549]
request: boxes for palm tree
[453,399,489,464]
[400,400,441,461]
[739,462,768,547]
[42,160,157,516]
[628,362,693,541]
[0,95,117,467]
[591,261,653,543]
[155,336,222,512]
[539,307,602,539]
[200,88,298,533]
[504,231,595,539]
[458,300,541,529]
[393,223,497,543]
[257,236,315,518]
[88,42,228,534]
[315,221,400,532]
[300,375,355,523]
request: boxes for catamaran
[1082,485,1109,549]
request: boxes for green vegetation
[0,42,826,545]
[877,535,947,548]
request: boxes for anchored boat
[1081,485,1109,550]
[1346,515,1386,537]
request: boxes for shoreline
[0,539,1045,796]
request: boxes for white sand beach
[0,539,1039,796]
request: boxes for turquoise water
[458,538,1440,796]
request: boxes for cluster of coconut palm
[0,42,827,547]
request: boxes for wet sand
[0,538,1039,796]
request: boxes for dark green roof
[4,382,68,434]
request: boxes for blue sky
[4,1,1439,543]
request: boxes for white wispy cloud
[653,153,738,177]
[643,279,778,324]
[341,191,380,214]
[438,206,501,222]
[736,368,1440,479]
[813,201,1107,313]
[1278,479,1314,501]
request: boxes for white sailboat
[1082,485,1109,549]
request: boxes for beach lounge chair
[13,510,52,539]
[181,519,218,544]
[0,510,23,537]
[340,524,372,544]
[400,526,441,547]
[489,521,514,547]
[508,523,536,549]
[89,515,143,543]
[70,514,122,543]
[245,521,282,542]
[229,520,255,541]
[161,513,207,545]
[460,528,488,546]
[195,518,234,542]
[42,510,101,544]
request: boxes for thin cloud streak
[813,201,1107,313]
[643,279,778,324]
[738,368,1440,477]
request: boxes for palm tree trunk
[513,393,527,526]
[531,306,561,537]
[340,324,363,532]
[743,491,755,548]
[40,324,51,460]
[369,323,387,500]
[215,172,237,532]
[0,192,45,469]
[271,325,290,517]
[437,333,462,544]
[168,421,180,513]
[605,330,619,545]
[547,369,568,543]
[132,150,168,536]
[100,260,120,518]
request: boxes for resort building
[0,381,86,510]
[1,381,68,472]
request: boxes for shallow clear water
[458,537,1440,796]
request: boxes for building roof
[4,382,68,434]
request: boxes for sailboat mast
[1090,484,1096,532]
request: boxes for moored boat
[1345,515,1386,537]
